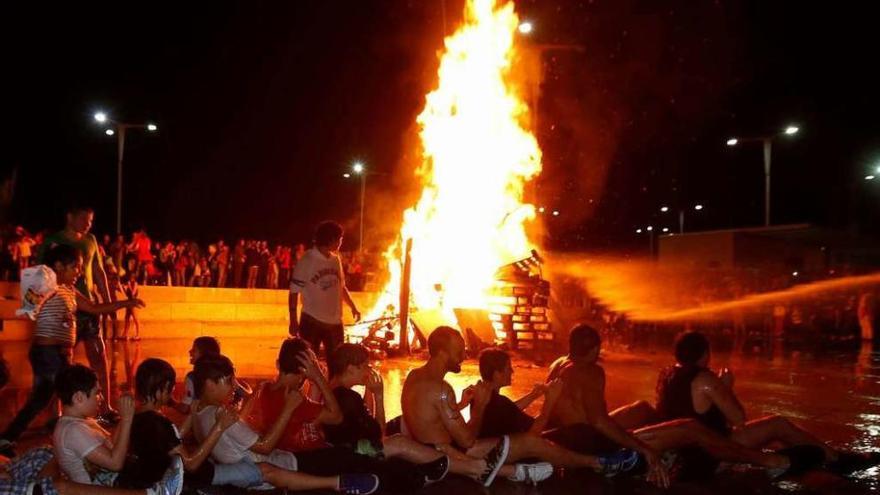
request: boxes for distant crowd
[0,227,370,291]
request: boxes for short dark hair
[478,348,510,381]
[193,336,220,356]
[192,354,235,399]
[45,244,81,268]
[65,204,94,216]
[328,343,369,378]
[56,364,98,405]
[674,331,710,366]
[135,358,177,403]
[428,326,461,357]
[278,338,311,375]
[569,323,600,358]
[314,221,344,247]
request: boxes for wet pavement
[1,336,878,494]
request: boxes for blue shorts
[210,458,264,488]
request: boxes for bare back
[547,356,605,427]
[401,366,455,445]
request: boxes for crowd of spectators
[0,226,370,291]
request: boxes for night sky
[3,1,879,251]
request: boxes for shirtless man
[656,331,880,475]
[546,324,798,487]
[402,326,640,486]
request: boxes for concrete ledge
[0,283,382,342]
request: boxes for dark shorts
[75,311,101,343]
[542,423,622,455]
[298,312,344,356]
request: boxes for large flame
[366,0,541,326]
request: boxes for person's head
[479,348,512,389]
[65,206,94,235]
[118,410,181,490]
[314,221,344,252]
[277,338,311,387]
[569,323,601,363]
[189,336,220,365]
[428,326,466,373]
[328,343,370,385]
[45,244,83,285]
[674,331,711,367]
[56,364,101,417]
[135,358,176,406]
[192,354,235,404]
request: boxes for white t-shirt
[290,247,344,325]
[53,416,113,484]
[192,405,297,470]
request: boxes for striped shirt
[34,285,77,346]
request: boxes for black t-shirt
[323,386,382,449]
[479,391,534,438]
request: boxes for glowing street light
[352,162,365,174]
[636,228,642,234]
[343,173,351,179]
[90,111,158,233]
[724,123,801,226]
[348,161,367,252]
[646,226,653,232]
[867,175,876,181]
[538,206,545,213]
[694,204,704,210]
[660,206,669,213]
[662,227,669,233]
[552,210,559,216]
[518,21,533,34]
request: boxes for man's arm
[75,292,143,315]
[299,351,343,425]
[528,379,562,435]
[365,369,385,433]
[436,381,489,449]
[287,291,299,335]
[180,406,238,472]
[697,371,746,427]
[250,388,300,455]
[92,245,115,304]
[514,384,546,410]
[342,287,361,322]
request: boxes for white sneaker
[507,462,554,485]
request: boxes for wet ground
[1,337,878,494]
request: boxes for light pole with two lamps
[725,124,799,227]
[660,203,704,234]
[93,111,157,234]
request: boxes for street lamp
[92,110,158,234]
[660,203,704,233]
[725,123,800,227]
[518,21,533,34]
[350,162,367,253]
[867,175,876,181]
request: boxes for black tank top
[656,365,730,435]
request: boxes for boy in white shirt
[52,364,134,485]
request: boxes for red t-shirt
[260,384,328,452]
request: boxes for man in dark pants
[36,206,119,424]
[288,221,360,357]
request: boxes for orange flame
[366,0,541,325]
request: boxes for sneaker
[0,438,16,458]
[826,451,880,476]
[338,473,380,495]
[768,445,826,479]
[507,462,554,485]
[420,455,450,484]
[598,449,642,477]
[478,435,511,487]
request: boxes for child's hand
[118,394,135,421]
[215,406,239,430]
[283,387,304,411]
[296,351,323,382]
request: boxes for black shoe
[827,451,880,476]
[771,445,827,479]
[420,455,450,484]
[478,435,510,487]
[0,438,16,458]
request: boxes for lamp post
[345,162,367,253]
[726,125,799,227]
[93,111,157,234]
[660,203,704,234]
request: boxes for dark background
[2,1,878,250]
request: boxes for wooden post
[399,238,413,354]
